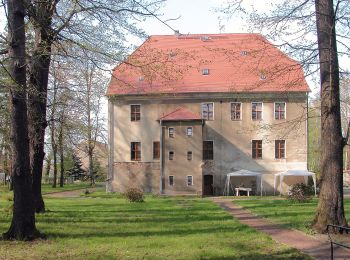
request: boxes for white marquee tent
[274,170,317,196]
[223,169,263,196]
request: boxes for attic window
[138,76,144,81]
[169,51,177,57]
[200,36,210,41]
[260,74,266,80]
[240,51,248,56]
[202,69,209,75]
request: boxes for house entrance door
[203,175,214,196]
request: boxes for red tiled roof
[107,33,309,96]
[159,107,202,121]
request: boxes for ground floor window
[169,175,174,186]
[153,141,160,159]
[131,142,141,161]
[187,175,193,186]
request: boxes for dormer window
[202,69,209,75]
[240,51,248,56]
[260,74,266,80]
[200,36,210,41]
[169,51,176,57]
[138,76,144,81]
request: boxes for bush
[124,188,144,202]
[287,183,314,202]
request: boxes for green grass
[234,197,350,234]
[0,182,94,197]
[0,192,310,259]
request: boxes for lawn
[234,197,350,234]
[0,191,310,259]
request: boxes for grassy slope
[234,197,350,234]
[0,192,309,259]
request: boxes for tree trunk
[86,76,95,186]
[45,155,51,181]
[27,2,54,214]
[3,0,40,240]
[51,124,57,188]
[313,0,347,233]
[59,119,64,187]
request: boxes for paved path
[212,197,350,260]
[45,188,97,198]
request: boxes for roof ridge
[160,106,184,119]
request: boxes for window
[260,74,266,80]
[231,103,242,120]
[275,102,286,120]
[169,176,174,186]
[186,127,193,136]
[168,127,175,138]
[130,105,140,121]
[202,103,214,120]
[187,175,193,186]
[275,140,286,159]
[131,142,141,161]
[169,151,174,160]
[187,151,192,161]
[252,140,262,159]
[153,141,160,160]
[252,102,263,120]
[202,69,209,75]
[203,141,214,160]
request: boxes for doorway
[203,175,214,196]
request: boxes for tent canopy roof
[226,169,262,177]
[275,170,315,177]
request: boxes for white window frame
[169,175,174,186]
[251,102,263,121]
[201,102,214,121]
[186,127,193,137]
[187,175,193,186]
[230,102,242,121]
[274,102,287,120]
[168,127,175,138]
[130,104,141,122]
[168,151,175,160]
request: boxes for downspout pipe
[160,120,164,194]
[306,92,309,171]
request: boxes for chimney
[174,30,181,37]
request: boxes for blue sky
[136,0,250,40]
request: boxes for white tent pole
[260,175,263,196]
[313,173,317,197]
[226,176,230,196]
[280,175,283,195]
[274,175,276,195]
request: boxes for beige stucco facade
[108,92,308,195]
